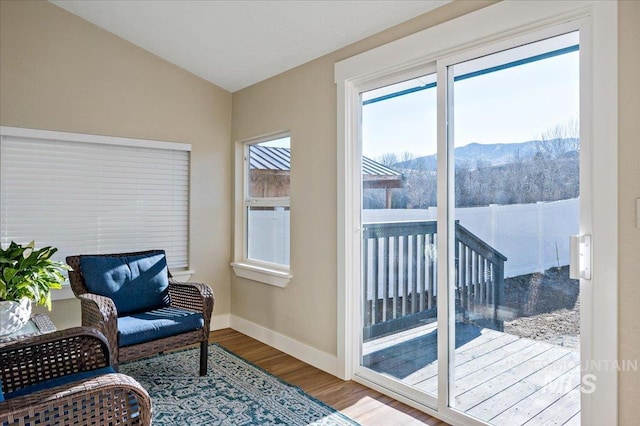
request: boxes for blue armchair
[66,250,214,376]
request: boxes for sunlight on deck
[363,323,580,425]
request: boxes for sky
[361,35,579,160]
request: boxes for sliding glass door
[360,72,439,403]
[445,32,582,425]
[357,29,584,425]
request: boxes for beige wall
[231,0,495,356]
[231,0,639,421]
[0,0,233,328]
[618,1,640,424]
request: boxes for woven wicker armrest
[0,327,110,394]
[77,292,119,363]
[168,280,214,330]
[0,372,152,426]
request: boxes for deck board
[465,350,579,420]
[427,340,550,395]
[490,367,580,425]
[562,411,581,426]
[363,323,581,425]
[527,384,581,425]
[403,332,519,386]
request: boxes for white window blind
[0,127,190,271]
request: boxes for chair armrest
[0,373,152,426]
[168,280,214,334]
[76,292,119,364]
[0,327,110,394]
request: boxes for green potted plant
[0,241,69,335]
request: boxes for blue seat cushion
[118,307,204,347]
[80,251,170,315]
[4,366,115,400]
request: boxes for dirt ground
[502,266,580,350]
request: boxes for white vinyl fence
[363,198,579,278]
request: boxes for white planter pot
[0,298,32,336]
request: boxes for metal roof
[361,156,402,177]
[250,145,402,177]
[249,145,290,171]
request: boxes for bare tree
[533,118,580,201]
[536,118,580,160]
[378,153,399,167]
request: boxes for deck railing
[362,220,507,341]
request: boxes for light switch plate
[637,198,640,228]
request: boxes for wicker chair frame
[66,250,214,376]
[0,327,152,426]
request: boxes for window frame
[232,131,292,287]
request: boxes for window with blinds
[0,127,190,272]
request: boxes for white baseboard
[211,313,230,330]
[229,315,338,377]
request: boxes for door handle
[569,234,591,280]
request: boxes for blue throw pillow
[4,367,116,400]
[80,251,170,315]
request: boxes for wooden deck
[363,322,580,425]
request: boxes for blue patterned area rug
[120,343,359,426]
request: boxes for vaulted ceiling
[50,1,449,92]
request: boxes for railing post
[494,260,505,332]
[455,231,464,322]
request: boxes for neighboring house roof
[250,145,290,171]
[361,156,402,177]
[249,146,403,188]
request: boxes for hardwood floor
[209,328,448,426]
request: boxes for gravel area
[502,266,580,350]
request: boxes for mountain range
[393,139,577,170]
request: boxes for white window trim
[1,126,190,151]
[231,131,292,287]
[335,2,617,425]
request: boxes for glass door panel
[448,32,581,425]
[360,73,439,398]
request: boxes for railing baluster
[419,234,426,311]
[489,260,494,304]
[371,237,379,325]
[402,235,409,317]
[393,237,399,320]
[485,260,490,305]
[363,234,371,327]
[460,243,467,319]
[411,234,418,315]
[455,239,460,306]
[428,233,435,310]
[382,236,389,323]
[468,248,474,315]
[479,255,485,306]
[474,251,480,308]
